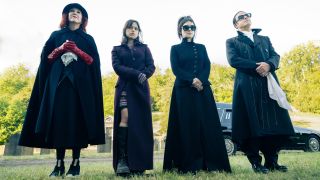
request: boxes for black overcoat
[111,41,155,171]
[163,39,231,173]
[226,29,294,144]
[19,28,105,148]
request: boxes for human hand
[192,78,203,91]
[256,62,270,77]
[138,73,147,84]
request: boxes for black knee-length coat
[19,27,105,148]
[111,40,155,171]
[226,29,294,144]
[163,39,231,173]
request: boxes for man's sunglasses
[182,25,196,31]
[237,13,252,22]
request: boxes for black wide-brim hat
[62,3,88,19]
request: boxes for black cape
[19,28,105,148]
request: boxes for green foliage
[0,64,34,144]
[102,73,117,117]
[278,41,320,113]
[210,64,235,103]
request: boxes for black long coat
[226,29,294,144]
[163,39,231,173]
[111,41,155,171]
[19,28,105,148]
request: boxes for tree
[0,64,34,144]
[102,72,117,117]
[278,41,320,114]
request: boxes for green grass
[1,152,320,179]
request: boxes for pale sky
[1,0,319,74]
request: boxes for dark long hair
[177,16,196,39]
[121,19,143,44]
[59,13,88,32]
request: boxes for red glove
[65,42,93,65]
[47,41,74,62]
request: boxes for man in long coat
[226,11,295,173]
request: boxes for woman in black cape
[19,3,105,177]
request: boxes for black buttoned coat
[112,41,155,171]
[226,29,294,144]
[163,39,231,173]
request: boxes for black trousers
[56,148,81,160]
[241,135,288,166]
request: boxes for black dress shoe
[49,162,65,177]
[252,164,269,174]
[66,160,80,177]
[266,163,288,172]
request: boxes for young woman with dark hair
[111,19,155,176]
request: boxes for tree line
[0,41,319,144]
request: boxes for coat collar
[181,37,195,45]
[121,39,143,47]
[236,28,262,47]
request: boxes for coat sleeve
[170,46,194,85]
[142,45,156,78]
[198,45,211,83]
[265,37,280,72]
[226,38,258,74]
[112,46,141,83]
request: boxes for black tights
[56,148,81,160]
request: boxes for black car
[216,102,320,155]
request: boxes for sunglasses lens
[182,25,196,31]
[237,13,251,22]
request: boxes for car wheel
[305,135,320,152]
[224,135,237,155]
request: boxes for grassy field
[1,152,319,179]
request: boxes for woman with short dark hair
[112,19,155,176]
[163,16,231,173]
[19,3,105,177]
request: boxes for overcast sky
[1,0,319,74]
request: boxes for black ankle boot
[49,160,65,177]
[66,159,80,177]
[116,127,130,175]
[252,163,269,174]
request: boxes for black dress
[163,39,231,173]
[19,27,105,148]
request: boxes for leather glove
[65,41,93,65]
[138,73,147,84]
[48,41,74,62]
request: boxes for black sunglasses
[182,25,196,31]
[237,13,252,22]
